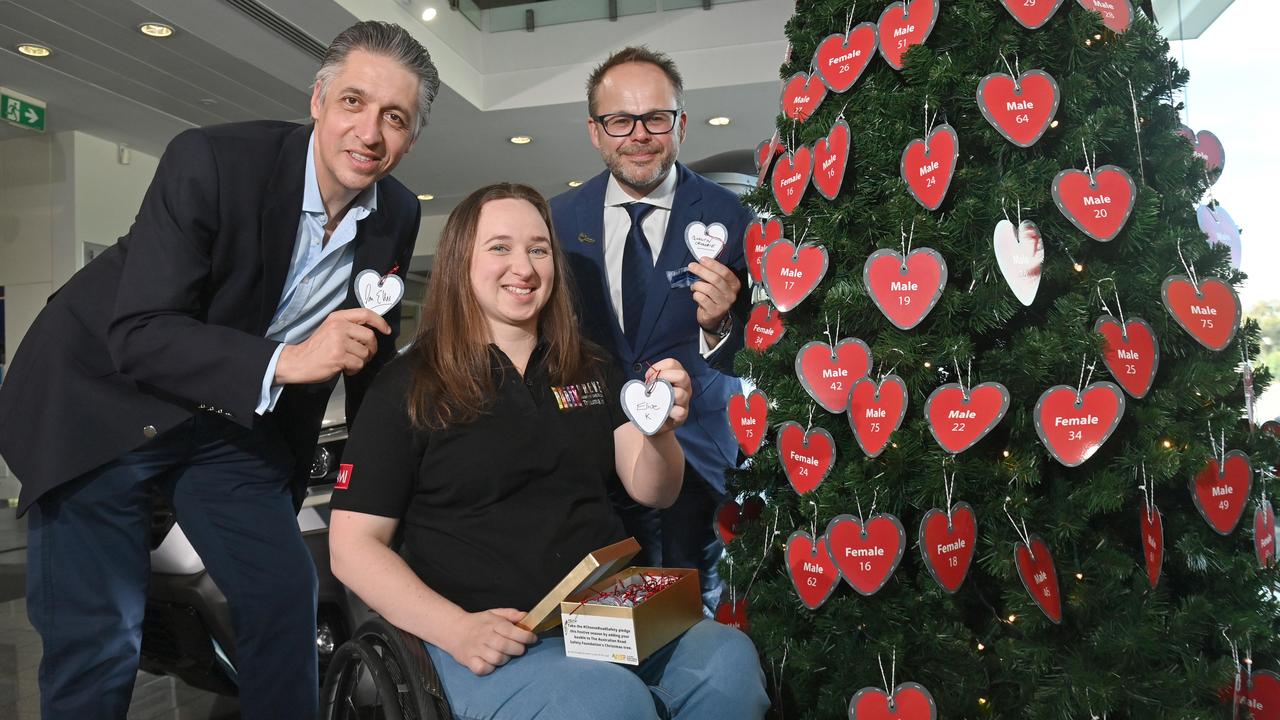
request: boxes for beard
[603,143,677,194]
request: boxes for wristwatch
[711,313,733,340]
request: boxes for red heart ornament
[848,682,937,720]
[813,23,879,93]
[1076,0,1133,34]
[1015,535,1063,623]
[976,69,1060,148]
[1197,204,1241,269]
[762,240,829,312]
[1189,450,1253,535]
[1254,500,1276,569]
[714,598,749,631]
[771,146,813,215]
[925,382,1010,454]
[1177,125,1226,177]
[713,495,765,545]
[863,248,948,330]
[727,390,768,457]
[745,302,786,353]
[780,72,827,122]
[786,530,841,610]
[1139,505,1164,589]
[777,421,836,495]
[1094,315,1160,399]
[826,513,907,596]
[877,0,939,70]
[1241,670,1280,719]
[755,132,783,186]
[999,0,1066,28]
[918,503,978,593]
[1033,382,1125,467]
[812,119,851,201]
[900,124,959,211]
[847,375,908,458]
[1051,164,1137,242]
[744,217,783,284]
[1161,275,1241,352]
[795,338,872,413]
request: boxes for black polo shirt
[331,344,628,613]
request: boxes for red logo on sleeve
[335,464,353,490]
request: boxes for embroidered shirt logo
[335,464,353,490]
[552,381,607,410]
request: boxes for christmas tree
[725,0,1280,717]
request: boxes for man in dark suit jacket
[0,22,438,719]
[550,47,753,612]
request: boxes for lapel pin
[578,233,595,244]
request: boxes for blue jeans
[26,415,318,720]
[424,619,769,720]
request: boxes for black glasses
[593,110,681,137]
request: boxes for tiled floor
[0,511,241,719]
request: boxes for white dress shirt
[602,169,678,332]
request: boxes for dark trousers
[26,414,318,720]
[612,464,725,613]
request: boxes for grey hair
[314,21,441,140]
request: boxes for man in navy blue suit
[550,47,754,611]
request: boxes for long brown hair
[407,183,596,429]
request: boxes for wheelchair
[320,615,453,720]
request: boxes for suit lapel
[343,197,398,310]
[634,163,699,351]
[575,173,629,351]
[257,125,310,333]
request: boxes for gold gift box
[517,537,703,665]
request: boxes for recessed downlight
[707,116,732,126]
[567,180,583,188]
[17,43,51,58]
[421,8,438,21]
[509,135,532,145]
[139,23,174,38]
[417,193,434,201]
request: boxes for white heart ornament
[1196,204,1241,269]
[993,219,1044,306]
[685,221,728,261]
[355,269,404,316]
[620,379,675,436]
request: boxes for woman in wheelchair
[328,183,769,719]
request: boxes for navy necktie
[621,202,656,347]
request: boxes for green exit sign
[1,87,46,133]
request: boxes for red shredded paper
[569,572,680,614]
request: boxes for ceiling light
[416,194,434,201]
[17,43,51,58]
[421,8,438,21]
[707,116,732,127]
[509,135,532,145]
[139,23,174,38]
[567,180,583,188]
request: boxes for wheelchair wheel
[320,616,453,720]
[320,638,406,720]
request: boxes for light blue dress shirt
[256,133,378,414]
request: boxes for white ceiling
[0,0,790,216]
[0,0,1233,221]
